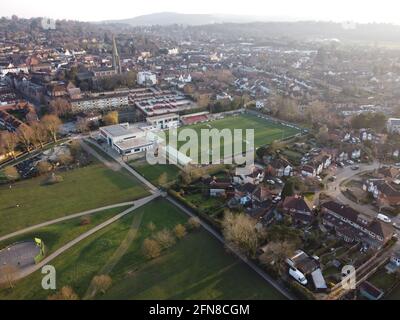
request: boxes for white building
[137,71,157,86]
[146,113,180,129]
[99,123,154,156]
[387,118,400,134]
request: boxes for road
[323,161,383,219]
[0,194,159,284]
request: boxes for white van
[289,267,308,286]
[377,214,391,224]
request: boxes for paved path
[0,194,159,284]
[0,202,136,243]
[82,139,158,193]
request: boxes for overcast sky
[2,0,400,24]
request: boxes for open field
[129,160,180,187]
[164,113,301,161]
[0,206,130,256]
[0,161,150,237]
[0,199,284,300]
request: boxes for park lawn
[129,160,180,187]
[0,206,131,256]
[0,162,150,237]
[103,199,284,300]
[0,199,284,300]
[163,113,301,161]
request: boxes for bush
[153,229,176,249]
[174,224,187,239]
[142,238,161,259]
[36,161,53,175]
[3,166,19,181]
[187,217,201,230]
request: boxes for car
[289,267,308,286]
[347,160,354,165]
[275,178,283,185]
[393,222,400,230]
[351,165,359,171]
[266,180,276,185]
[316,176,322,182]
[377,214,392,224]
[338,162,345,168]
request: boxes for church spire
[112,35,121,74]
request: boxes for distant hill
[104,12,294,26]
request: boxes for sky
[2,0,400,24]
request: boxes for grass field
[0,206,130,256]
[0,161,150,237]
[129,160,180,187]
[164,113,301,161]
[0,199,284,300]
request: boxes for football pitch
[163,113,302,162]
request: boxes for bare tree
[91,275,112,294]
[49,98,72,117]
[48,286,79,300]
[103,111,119,125]
[36,161,52,175]
[174,224,187,239]
[147,222,156,233]
[16,125,34,152]
[4,166,19,181]
[222,211,261,258]
[153,229,176,249]
[0,131,18,159]
[142,238,161,259]
[31,122,49,148]
[259,241,296,275]
[0,265,18,289]
[157,172,168,187]
[187,217,201,230]
[76,117,89,133]
[57,154,73,166]
[41,115,62,142]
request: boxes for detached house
[282,195,314,225]
[233,167,265,185]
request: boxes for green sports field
[163,113,301,162]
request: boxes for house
[282,195,314,225]
[365,179,400,206]
[387,118,400,134]
[208,178,234,198]
[286,250,319,276]
[233,167,265,185]
[301,165,317,177]
[321,201,394,249]
[252,185,273,203]
[267,158,293,177]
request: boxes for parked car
[289,267,307,286]
[351,165,359,171]
[266,180,276,185]
[393,222,400,230]
[377,214,392,224]
[275,178,283,185]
